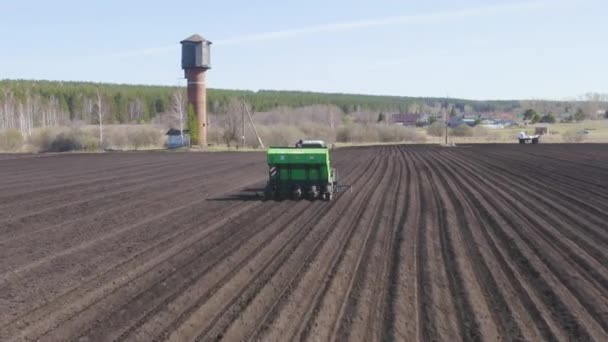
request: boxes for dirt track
[1,145,607,341]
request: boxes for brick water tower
[181,34,212,147]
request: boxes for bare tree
[18,102,25,135]
[20,95,34,136]
[0,90,14,130]
[94,89,104,147]
[128,98,144,122]
[170,89,186,145]
[220,99,242,147]
[581,92,608,119]
[329,108,335,131]
[40,95,59,128]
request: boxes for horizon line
[1,77,594,103]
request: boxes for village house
[391,113,424,127]
[166,128,190,149]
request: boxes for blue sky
[1,0,605,100]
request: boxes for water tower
[181,34,212,147]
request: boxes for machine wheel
[519,139,525,144]
[532,138,539,144]
[263,184,274,201]
[309,185,320,200]
[292,187,303,200]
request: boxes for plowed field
[1,144,607,341]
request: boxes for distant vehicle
[481,123,504,130]
[518,132,540,144]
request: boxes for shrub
[258,125,305,146]
[342,115,354,125]
[472,126,488,136]
[24,127,99,153]
[207,127,225,146]
[104,127,128,150]
[0,129,24,151]
[102,125,162,150]
[427,122,445,137]
[377,126,401,142]
[336,124,424,143]
[451,125,474,137]
[129,126,162,150]
[49,131,83,152]
[81,133,100,151]
[471,126,499,141]
[336,125,353,143]
[562,129,585,143]
[28,128,60,152]
[48,129,99,152]
[377,125,424,143]
[337,124,379,143]
[299,123,334,143]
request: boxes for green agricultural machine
[264,140,347,201]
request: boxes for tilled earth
[0,144,607,341]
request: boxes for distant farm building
[391,113,424,127]
[534,123,550,135]
[447,116,464,128]
[480,119,505,129]
[463,118,477,127]
[166,128,190,148]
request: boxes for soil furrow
[1,145,606,342]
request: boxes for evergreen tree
[377,112,385,123]
[531,113,541,124]
[541,113,556,123]
[449,107,457,118]
[187,104,198,145]
[522,109,538,121]
[574,109,585,122]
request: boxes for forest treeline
[1,79,606,134]
[0,79,521,130]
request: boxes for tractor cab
[298,140,327,148]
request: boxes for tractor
[518,131,540,144]
[264,140,348,201]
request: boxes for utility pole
[96,88,103,148]
[176,78,185,147]
[445,109,448,145]
[244,103,264,148]
[445,94,449,145]
[242,103,246,148]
